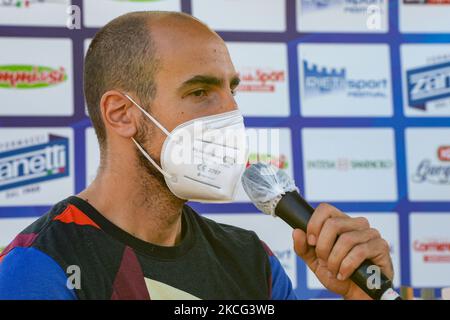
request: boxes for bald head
[84,11,222,150]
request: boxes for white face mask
[125,94,249,203]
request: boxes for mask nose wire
[124,93,174,180]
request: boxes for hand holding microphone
[242,163,400,300]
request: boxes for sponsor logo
[0,135,69,192]
[246,153,289,170]
[406,61,450,111]
[112,0,163,2]
[413,239,450,263]
[0,65,67,89]
[0,0,67,8]
[412,146,450,185]
[302,0,385,13]
[403,0,450,4]
[303,60,388,98]
[237,68,285,93]
[438,146,450,161]
[306,158,393,171]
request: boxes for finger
[326,228,381,277]
[293,229,318,269]
[337,238,391,281]
[293,229,308,257]
[306,203,347,246]
[315,216,371,262]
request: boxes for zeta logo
[0,0,67,8]
[0,135,69,192]
[406,61,450,111]
[0,65,67,89]
[302,60,388,98]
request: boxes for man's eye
[191,89,208,97]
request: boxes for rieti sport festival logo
[406,60,450,111]
[0,134,70,192]
[412,145,450,185]
[0,65,67,89]
[302,59,388,99]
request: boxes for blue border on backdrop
[0,0,449,299]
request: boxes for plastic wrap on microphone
[241,163,298,217]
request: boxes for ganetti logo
[306,158,394,171]
[303,60,388,98]
[0,0,67,8]
[246,153,289,170]
[0,65,67,89]
[0,135,69,192]
[403,0,450,4]
[406,61,450,111]
[237,68,285,93]
[412,145,450,185]
[413,238,450,263]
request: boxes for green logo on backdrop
[0,65,67,89]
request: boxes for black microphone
[241,163,400,300]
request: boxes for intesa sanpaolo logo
[0,65,67,89]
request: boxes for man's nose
[220,90,238,113]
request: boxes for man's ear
[100,90,138,139]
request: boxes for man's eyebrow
[179,74,241,90]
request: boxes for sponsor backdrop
[1,0,450,299]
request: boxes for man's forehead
[154,35,235,82]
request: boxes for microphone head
[241,163,298,216]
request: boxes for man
[0,11,393,300]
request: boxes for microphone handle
[275,191,400,300]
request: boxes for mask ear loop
[124,94,171,136]
[131,138,173,180]
[124,93,174,180]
